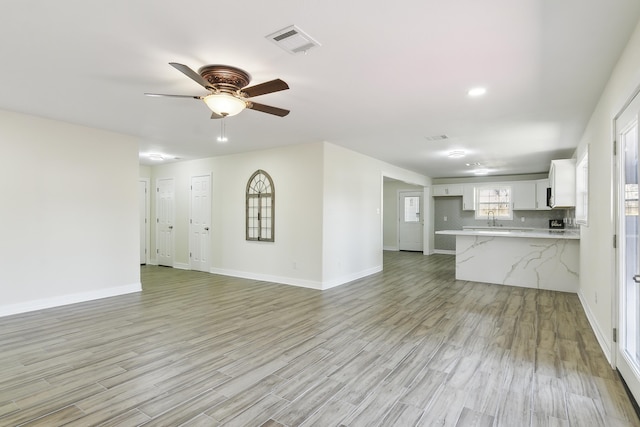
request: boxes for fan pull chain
[217,117,228,142]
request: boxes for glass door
[617,92,640,401]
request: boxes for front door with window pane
[399,191,423,251]
[617,91,640,402]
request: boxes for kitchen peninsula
[435,228,579,292]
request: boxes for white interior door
[190,174,211,272]
[399,191,423,251]
[156,178,174,267]
[616,91,640,402]
[138,180,147,264]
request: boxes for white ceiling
[2,1,639,178]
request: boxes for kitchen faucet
[488,211,496,227]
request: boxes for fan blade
[242,79,289,98]
[169,62,214,90]
[247,102,290,117]
[210,112,224,119]
[144,93,202,99]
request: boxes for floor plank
[0,252,637,426]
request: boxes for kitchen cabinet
[433,176,566,211]
[512,181,536,210]
[549,159,576,208]
[462,184,475,210]
[535,179,551,210]
[575,149,588,224]
[432,184,463,197]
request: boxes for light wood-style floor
[0,251,638,426]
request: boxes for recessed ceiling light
[467,87,487,97]
[466,162,482,167]
[473,169,489,175]
[147,153,165,161]
[448,150,465,158]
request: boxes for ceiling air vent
[425,134,449,141]
[266,25,321,54]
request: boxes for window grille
[246,170,275,241]
[475,186,513,220]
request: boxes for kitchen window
[475,186,513,221]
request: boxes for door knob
[204,227,209,231]
[634,274,640,284]
[168,225,173,230]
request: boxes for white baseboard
[210,268,323,290]
[173,263,190,270]
[434,249,456,255]
[321,265,382,290]
[578,289,613,364]
[383,246,399,251]
[0,283,142,318]
[210,265,382,291]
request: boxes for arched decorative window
[246,170,275,241]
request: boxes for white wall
[139,164,151,179]
[147,141,430,291]
[0,110,141,316]
[322,143,431,288]
[576,20,640,361]
[211,143,325,287]
[149,143,325,288]
[322,143,384,287]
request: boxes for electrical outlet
[521,217,525,222]
[595,292,598,303]
[444,216,448,221]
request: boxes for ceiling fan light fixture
[203,93,246,117]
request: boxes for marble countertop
[436,228,580,240]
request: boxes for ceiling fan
[145,63,290,118]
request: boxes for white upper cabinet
[549,159,576,208]
[434,179,556,211]
[432,184,463,197]
[462,184,475,211]
[535,178,551,210]
[512,181,537,210]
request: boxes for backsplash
[434,196,570,251]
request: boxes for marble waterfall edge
[454,234,579,292]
